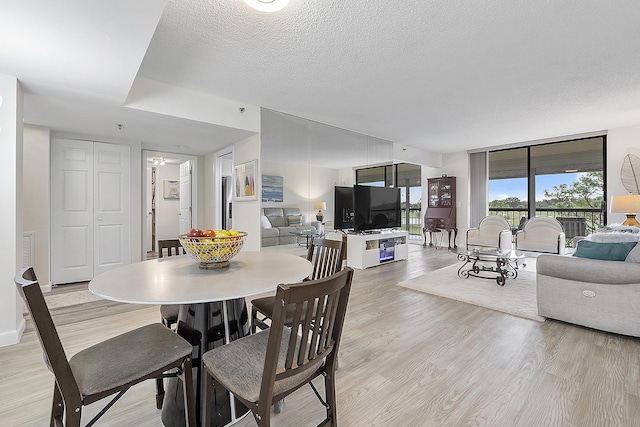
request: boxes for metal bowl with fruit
[178,228,247,269]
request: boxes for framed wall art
[163,180,180,199]
[234,160,258,201]
[262,174,284,202]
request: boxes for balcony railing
[401,207,423,240]
[402,207,603,243]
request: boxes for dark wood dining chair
[251,237,344,333]
[157,239,186,328]
[202,267,354,427]
[15,267,197,426]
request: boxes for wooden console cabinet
[345,230,409,269]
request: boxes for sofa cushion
[261,228,279,238]
[287,215,302,226]
[260,215,272,229]
[573,240,637,261]
[282,208,301,217]
[269,216,286,227]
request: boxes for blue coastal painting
[262,175,284,202]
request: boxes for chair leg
[251,306,258,334]
[50,382,64,427]
[63,397,82,427]
[181,357,197,427]
[257,401,270,427]
[324,371,338,425]
[155,378,165,409]
[202,369,214,427]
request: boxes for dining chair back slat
[251,237,343,334]
[202,267,354,427]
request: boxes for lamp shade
[314,202,326,211]
[610,195,640,214]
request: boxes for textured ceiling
[4,0,640,155]
[138,0,640,152]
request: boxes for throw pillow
[625,243,640,263]
[573,240,638,261]
[287,215,302,226]
[586,232,640,243]
[597,224,640,234]
[260,215,272,229]
[269,216,287,228]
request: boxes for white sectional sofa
[260,207,318,247]
[536,228,640,336]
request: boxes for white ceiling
[3,0,640,155]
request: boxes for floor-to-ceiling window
[489,136,606,242]
[355,165,393,187]
[396,163,422,239]
[489,147,529,228]
[355,163,422,239]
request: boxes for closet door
[93,142,130,277]
[51,139,94,284]
[51,140,131,284]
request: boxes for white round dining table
[88,251,312,427]
[89,251,313,305]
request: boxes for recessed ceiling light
[243,0,289,12]
[564,169,578,173]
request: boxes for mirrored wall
[260,109,393,246]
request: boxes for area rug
[46,290,102,308]
[397,263,545,322]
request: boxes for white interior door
[179,160,192,234]
[93,142,130,277]
[51,140,131,284]
[51,139,94,284]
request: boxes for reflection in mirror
[260,108,393,247]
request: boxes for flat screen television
[353,185,401,231]
[334,186,354,230]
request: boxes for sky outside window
[489,173,581,202]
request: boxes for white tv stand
[344,230,409,269]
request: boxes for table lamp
[610,194,640,226]
[314,202,326,222]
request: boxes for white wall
[394,142,441,168]
[0,74,24,347]
[233,134,261,251]
[155,164,181,241]
[23,125,50,289]
[606,125,640,224]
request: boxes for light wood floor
[4,245,640,426]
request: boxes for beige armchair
[466,216,512,251]
[515,217,566,254]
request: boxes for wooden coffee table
[455,248,526,286]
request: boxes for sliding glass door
[489,136,605,240]
[355,163,422,239]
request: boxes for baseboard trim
[0,318,26,348]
